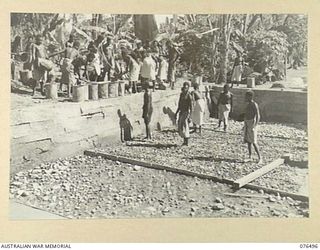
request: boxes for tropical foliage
[11,13,307,84]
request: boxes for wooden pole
[84,150,308,202]
[234,158,285,189]
[224,193,269,199]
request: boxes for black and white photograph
[9,13,308,220]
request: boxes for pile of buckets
[72,80,127,102]
[18,67,128,101]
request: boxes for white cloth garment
[191,98,205,126]
[141,56,156,80]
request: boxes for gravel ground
[97,119,307,193]
[10,155,308,218]
[9,119,308,219]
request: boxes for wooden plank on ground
[84,150,308,202]
[84,150,231,185]
[224,193,269,199]
[234,158,285,189]
[243,183,309,202]
[282,154,308,168]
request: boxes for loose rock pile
[10,155,308,218]
[9,120,308,218]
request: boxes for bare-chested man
[166,40,180,90]
[60,41,80,97]
[31,35,54,95]
[243,90,262,164]
[100,36,115,81]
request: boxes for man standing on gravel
[175,82,193,146]
[142,84,153,140]
[243,90,262,164]
[217,84,233,132]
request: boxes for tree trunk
[243,14,249,34]
[92,14,98,26]
[246,14,259,33]
[218,14,232,84]
[208,15,215,81]
[210,21,218,82]
[33,13,40,31]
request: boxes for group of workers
[141,81,262,164]
[11,32,181,97]
[12,31,261,163]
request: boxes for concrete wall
[11,86,307,173]
[210,86,307,124]
[10,90,182,173]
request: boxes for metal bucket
[247,77,255,88]
[118,81,126,96]
[72,85,87,102]
[108,81,119,98]
[45,83,58,99]
[98,82,109,99]
[89,83,99,100]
